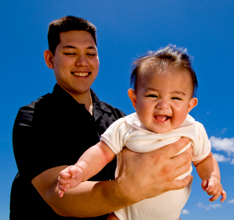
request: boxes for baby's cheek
[171,115,186,129]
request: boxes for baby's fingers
[209,191,220,202]
[58,175,71,185]
[59,190,65,198]
[58,183,71,197]
[68,166,80,178]
[220,190,227,202]
[206,182,216,195]
[59,171,71,179]
[201,179,208,191]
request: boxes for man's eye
[64,53,76,55]
[87,53,96,57]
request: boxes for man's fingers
[170,147,192,176]
[170,175,193,191]
[118,140,193,202]
[159,137,191,159]
[170,160,191,180]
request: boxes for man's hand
[116,137,193,205]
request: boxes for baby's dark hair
[130,45,198,97]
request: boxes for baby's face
[129,67,198,133]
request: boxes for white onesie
[100,113,211,220]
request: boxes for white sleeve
[192,121,211,161]
[100,117,127,155]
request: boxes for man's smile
[71,72,90,77]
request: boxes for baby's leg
[107,213,119,220]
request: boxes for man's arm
[58,141,116,197]
[32,137,193,218]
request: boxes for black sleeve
[13,95,103,181]
[13,102,37,181]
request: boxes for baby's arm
[58,141,116,197]
[193,152,226,202]
[107,213,119,220]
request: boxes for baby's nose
[156,100,169,109]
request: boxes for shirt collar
[91,89,112,121]
[52,84,111,121]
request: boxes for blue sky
[1,0,234,219]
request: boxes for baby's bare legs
[107,213,119,220]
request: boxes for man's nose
[75,55,88,66]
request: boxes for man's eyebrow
[62,45,96,49]
[87,46,96,49]
[62,45,76,49]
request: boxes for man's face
[49,30,99,98]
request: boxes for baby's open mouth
[154,115,171,122]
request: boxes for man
[10,16,192,220]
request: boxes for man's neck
[73,90,93,115]
[59,85,93,115]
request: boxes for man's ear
[188,97,198,113]
[44,50,54,69]
[128,89,137,109]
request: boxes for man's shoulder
[92,90,126,119]
[100,100,126,118]
[14,93,52,127]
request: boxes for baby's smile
[154,115,171,123]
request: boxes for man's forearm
[32,166,129,218]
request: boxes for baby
[58,45,226,220]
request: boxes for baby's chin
[149,125,178,134]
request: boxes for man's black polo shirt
[10,84,125,220]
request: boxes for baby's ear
[128,89,137,109]
[188,97,198,113]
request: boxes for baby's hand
[58,165,85,197]
[201,176,226,202]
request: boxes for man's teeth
[73,72,89,76]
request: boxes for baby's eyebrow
[145,87,159,92]
[144,87,187,96]
[171,91,186,96]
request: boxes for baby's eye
[171,97,182,100]
[146,94,158,98]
